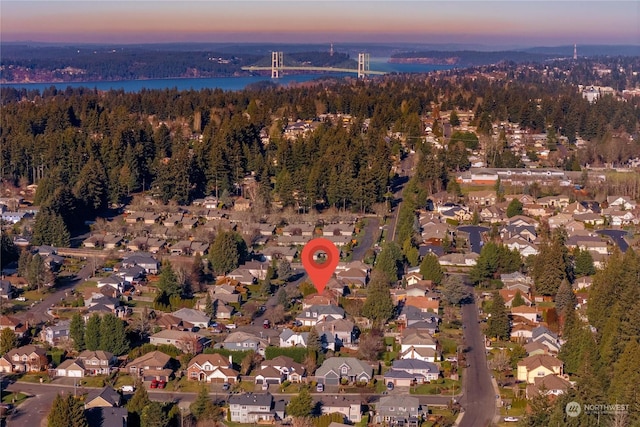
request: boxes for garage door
[69,370,82,377]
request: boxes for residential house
[209,283,240,305]
[499,289,532,308]
[85,407,128,427]
[500,272,532,294]
[467,190,497,206]
[55,359,88,378]
[320,396,363,423]
[5,345,48,372]
[526,374,572,399]
[606,196,637,211]
[186,353,239,383]
[400,332,438,363]
[531,326,562,354]
[282,223,315,237]
[170,308,210,329]
[384,359,439,386]
[517,355,564,384]
[260,246,296,262]
[96,275,125,294]
[438,253,478,267]
[302,294,333,309]
[0,315,27,337]
[404,296,439,313]
[279,328,308,348]
[254,366,284,387]
[375,395,422,427]
[504,236,539,257]
[397,305,439,331]
[260,356,305,383]
[323,224,354,237]
[336,268,367,286]
[480,205,504,223]
[511,306,541,323]
[296,305,345,327]
[149,330,210,354]
[41,320,70,346]
[315,319,359,348]
[77,350,116,376]
[315,357,373,386]
[223,332,269,355]
[228,393,279,424]
[125,350,174,382]
[84,386,122,409]
[0,280,13,300]
[523,341,550,357]
[121,254,160,274]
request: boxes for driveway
[597,229,629,252]
[457,226,489,254]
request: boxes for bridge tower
[271,51,283,78]
[357,53,370,79]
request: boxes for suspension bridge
[241,52,387,78]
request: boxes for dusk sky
[1,1,638,47]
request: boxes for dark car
[386,382,394,391]
[222,382,230,391]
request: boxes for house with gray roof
[374,395,422,426]
[171,308,210,329]
[41,320,70,346]
[84,386,121,409]
[121,253,160,274]
[320,395,363,423]
[315,319,359,348]
[296,304,345,327]
[279,328,308,348]
[223,332,269,355]
[384,359,439,386]
[315,357,373,386]
[228,393,278,424]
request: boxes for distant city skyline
[1,1,638,47]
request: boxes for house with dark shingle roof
[315,357,373,386]
[228,393,279,423]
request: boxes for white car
[121,385,135,392]
[504,416,519,422]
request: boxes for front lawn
[1,392,28,405]
[410,379,461,395]
[18,373,52,384]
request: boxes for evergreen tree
[361,269,394,325]
[0,231,18,269]
[204,293,214,318]
[441,275,472,305]
[32,207,70,247]
[69,312,85,351]
[84,314,101,351]
[0,328,17,354]
[99,313,129,355]
[486,292,510,340]
[190,253,205,291]
[554,279,577,315]
[127,379,151,426]
[209,231,248,275]
[190,385,218,421]
[307,326,321,355]
[141,401,168,427]
[511,290,526,308]
[506,198,523,218]
[26,253,48,292]
[47,393,87,427]
[157,260,181,298]
[419,253,444,285]
[573,248,595,277]
[286,387,314,418]
[374,241,403,283]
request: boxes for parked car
[157,380,167,389]
[316,383,324,392]
[150,380,159,389]
[263,320,271,329]
[504,417,519,422]
[386,382,394,391]
[121,385,135,392]
[222,382,230,391]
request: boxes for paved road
[596,229,629,252]
[457,283,496,427]
[457,226,489,254]
[351,217,380,261]
[15,262,98,324]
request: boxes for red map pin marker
[301,238,340,295]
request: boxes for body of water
[1,60,454,93]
